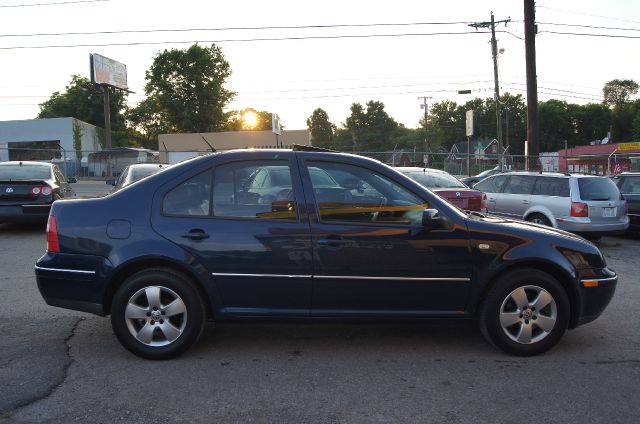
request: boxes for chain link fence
[1,146,639,180]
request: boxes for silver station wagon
[474,172,628,239]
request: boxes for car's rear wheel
[479,268,569,356]
[526,213,551,226]
[111,268,205,360]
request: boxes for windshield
[476,168,497,178]
[0,164,51,180]
[578,177,620,201]
[403,171,466,189]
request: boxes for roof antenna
[198,134,216,152]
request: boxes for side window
[533,177,570,197]
[620,177,640,194]
[306,161,428,226]
[163,171,212,216]
[475,175,507,193]
[213,160,297,220]
[503,176,535,195]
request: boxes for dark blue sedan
[35,148,617,359]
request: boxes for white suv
[474,172,628,239]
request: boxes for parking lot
[1,181,639,423]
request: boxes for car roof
[504,171,569,178]
[128,163,169,169]
[395,167,450,174]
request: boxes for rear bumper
[0,204,50,223]
[35,252,113,316]
[575,271,618,327]
[557,216,629,235]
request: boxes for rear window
[403,171,466,189]
[0,164,51,180]
[533,177,570,197]
[578,177,620,201]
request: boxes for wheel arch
[475,260,580,329]
[523,207,557,227]
[103,257,215,319]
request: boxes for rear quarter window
[503,175,535,195]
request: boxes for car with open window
[35,148,617,359]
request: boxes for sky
[0,0,638,131]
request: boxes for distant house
[447,139,499,161]
[385,149,416,167]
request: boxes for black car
[35,148,617,359]
[0,161,75,224]
[612,172,640,232]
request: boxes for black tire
[479,268,570,356]
[526,213,551,227]
[110,268,206,360]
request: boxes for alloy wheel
[499,285,557,344]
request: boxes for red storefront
[558,143,640,175]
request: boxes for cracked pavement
[0,202,639,422]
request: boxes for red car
[397,167,486,212]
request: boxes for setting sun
[242,111,258,129]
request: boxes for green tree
[603,79,639,106]
[126,96,173,148]
[633,110,640,141]
[306,108,336,148]
[611,102,640,142]
[345,103,366,151]
[143,43,235,133]
[38,75,128,146]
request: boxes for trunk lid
[432,188,483,211]
[0,180,48,201]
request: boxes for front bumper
[35,252,113,316]
[575,268,618,327]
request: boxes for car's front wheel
[111,268,205,360]
[479,268,569,356]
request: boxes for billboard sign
[90,53,128,90]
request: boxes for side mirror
[67,177,77,183]
[106,179,116,186]
[422,208,444,230]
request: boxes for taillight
[571,202,589,217]
[481,193,487,212]
[46,215,60,253]
[30,185,52,196]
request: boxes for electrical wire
[0,21,473,38]
[537,5,640,25]
[536,21,640,32]
[0,31,493,50]
[0,0,108,8]
[538,30,640,39]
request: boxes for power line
[0,30,493,50]
[537,5,640,25]
[536,21,640,32]
[0,21,473,38]
[539,30,640,39]
[0,0,108,8]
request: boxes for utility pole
[418,96,432,166]
[524,0,539,171]
[470,12,510,170]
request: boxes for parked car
[474,172,628,239]
[0,161,75,224]
[460,167,504,187]
[36,148,617,359]
[397,167,486,212]
[611,172,640,233]
[108,163,170,192]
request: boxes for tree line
[36,43,640,154]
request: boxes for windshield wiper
[466,210,485,218]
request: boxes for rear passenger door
[152,155,313,316]
[496,175,535,219]
[531,177,570,220]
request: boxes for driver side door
[301,160,472,316]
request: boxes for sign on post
[465,110,474,137]
[271,113,282,135]
[90,53,128,90]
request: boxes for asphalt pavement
[0,181,639,423]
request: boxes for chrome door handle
[181,229,210,241]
